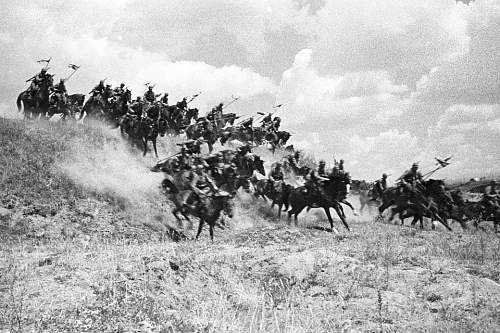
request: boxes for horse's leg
[196,218,205,240]
[333,203,350,231]
[152,138,158,158]
[142,138,148,156]
[323,207,340,234]
[209,222,215,242]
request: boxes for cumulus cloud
[276,49,408,127]
[0,1,277,113]
[1,0,500,180]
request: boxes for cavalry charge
[17,63,500,239]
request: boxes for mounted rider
[26,68,53,99]
[129,96,144,119]
[91,80,106,96]
[371,173,388,200]
[52,78,68,109]
[305,160,329,199]
[271,116,281,132]
[185,164,220,211]
[160,93,169,105]
[286,150,301,171]
[268,162,285,193]
[482,180,500,214]
[176,97,188,111]
[143,86,156,103]
[103,84,114,103]
[398,163,423,196]
[261,113,272,128]
[210,103,223,118]
[114,83,126,97]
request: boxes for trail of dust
[56,121,176,231]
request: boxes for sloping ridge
[0,118,183,242]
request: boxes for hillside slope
[1,118,499,332]
[0,118,180,242]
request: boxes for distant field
[1,118,499,332]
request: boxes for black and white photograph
[0,0,499,331]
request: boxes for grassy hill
[1,118,499,332]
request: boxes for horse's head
[278,131,291,145]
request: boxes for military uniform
[91,81,105,96]
[372,174,388,200]
[268,164,285,193]
[399,164,423,194]
[27,69,52,98]
[129,98,144,119]
[160,93,169,105]
[52,79,68,106]
[144,87,156,103]
[305,161,329,198]
[176,98,188,110]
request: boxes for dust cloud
[56,121,176,230]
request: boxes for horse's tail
[16,92,24,113]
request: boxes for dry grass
[1,118,500,332]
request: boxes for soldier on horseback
[91,80,105,96]
[371,173,388,200]
[261,113,272,128]
[186,164,220,211]
[114,83,126,97]
[305,160,329,199]
[129,96,144,119]
[144,86,156,103]
[26,68,53,100]
[398,163,423,196]
[176,97,188,111]
[271,116,281,132]
[51,79,68,115]
[481,180,500,215]
[286,150,301,171]
[160,93,169,105]
[268,162,285,193]
[318,160,328,178]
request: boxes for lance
[187,91,202,104]
[422,157,452,179]
[156,152,181,165]
[422,166,445,180]
[64,64,80,82]
[36,56,52,69]
[222,95,240,110]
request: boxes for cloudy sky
[1,0,499,181]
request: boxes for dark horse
[17,77,53,119]
[252,177,293,219]
[378,180,454,231]
[287,178,351,233]
[162,178,235,241]
[265,131,291,153]
[119,114,168,157]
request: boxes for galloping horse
[17,76,53,119]
[287,177,351,233]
